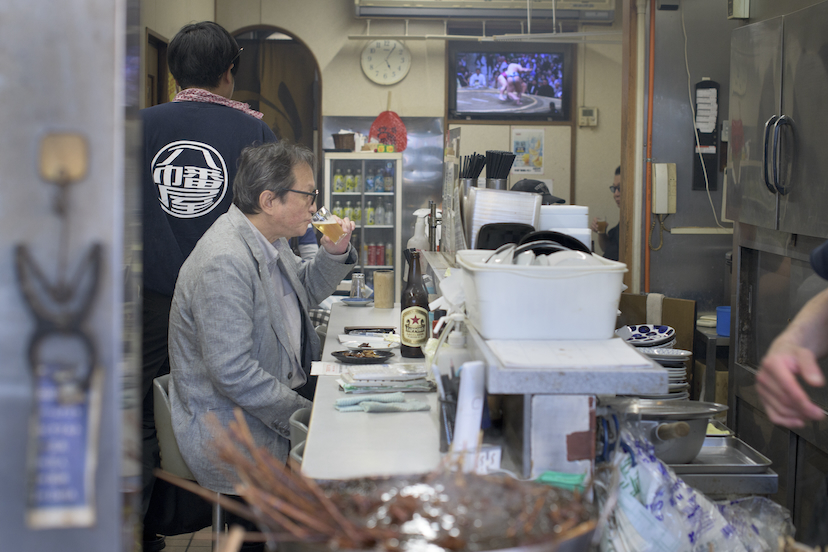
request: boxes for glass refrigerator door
[325,153,403,298]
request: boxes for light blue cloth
[334,392,430,413]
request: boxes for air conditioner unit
[354,0,615,22]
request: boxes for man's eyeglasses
[287,188,319,205]
[230,47,243,76]
[609,185,621,193]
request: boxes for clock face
[361,40,411,85]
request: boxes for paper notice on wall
[511,128,544,174]
[695,88,718,133]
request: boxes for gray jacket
[169,205,356,493]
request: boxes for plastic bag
[595,419,792,552]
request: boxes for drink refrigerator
[323,152,404,298]
[726,1,828,536]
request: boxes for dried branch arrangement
[158,409,596,552]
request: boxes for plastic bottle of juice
[344,169,355,192]
[352,201,362,224]
[333,168,344,193]
[384,200,394,226]
[332,200,343,219]
[365,170,375,192]
[374,169,384,192]
[375,200,386,227]
[365,201,375,225]
[343,200,353,221]
[354,168,362,193]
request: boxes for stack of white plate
[636,348,692,401]
[616,325,688,401]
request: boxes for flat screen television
[448,41,573,123]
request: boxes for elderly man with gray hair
[168,142,355,541]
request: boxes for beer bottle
[400,251,429,358]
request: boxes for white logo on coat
[151,140,228,218]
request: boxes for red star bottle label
[400,306,429,348]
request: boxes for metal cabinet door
[778,1,828,239]
[725,18,783,229]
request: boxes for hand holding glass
[312,206,347,244]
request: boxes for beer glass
[312,206,346,244]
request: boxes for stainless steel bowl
[632,400,728,464]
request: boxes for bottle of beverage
[375,200,386,227]
[374,169,384,192]
[343,200,353,221]
[352,201,362,224]
[384,201,394,226]
[384,163,394,193]
[385,242,393,266]
[354,168,362,193]
[344,169,355,193]
[365,170,375,192]
[332,200,343,219]
[400,251,429,358]
[365,200,375,225]
[333,168,345,193]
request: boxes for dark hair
[233,142,316,215]
[615,166,621,175]
[167,21,241,90]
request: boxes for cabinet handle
[762,115,778,194]
[772,115,792,195]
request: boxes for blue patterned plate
[616,324,676,347]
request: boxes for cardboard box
[618,293,697,352]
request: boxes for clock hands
[384,43,396,69]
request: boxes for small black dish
[331,350,395,365]
[519,230,592,254]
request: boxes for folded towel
[335,392,405,408]
[334,392,431,413]
[360,401,431,413]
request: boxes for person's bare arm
[756,287,828,427]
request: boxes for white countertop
[300,302,442,480]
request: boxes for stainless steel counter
[300,302,442,480]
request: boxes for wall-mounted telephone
[653,163,677,214]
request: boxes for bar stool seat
[153,374,225,550]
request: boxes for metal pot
[632,400,728,464]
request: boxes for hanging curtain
[233,39,316,150]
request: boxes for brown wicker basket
[332,133,355,151]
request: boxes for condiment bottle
[400,251,429,358]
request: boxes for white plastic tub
[456,250,627,340]
[539,205,589,230]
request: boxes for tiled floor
[163,527,213,551]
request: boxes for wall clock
[360,39,411,85]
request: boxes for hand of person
[590,217,601,233]
[320,216,355,256]
[756,338,826,428]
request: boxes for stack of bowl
[616,325,690,401]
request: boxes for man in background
[140,21,277,550]
[591,166,621,261]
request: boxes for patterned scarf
[174,88,264,120]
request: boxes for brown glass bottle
[400,251,429,358]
